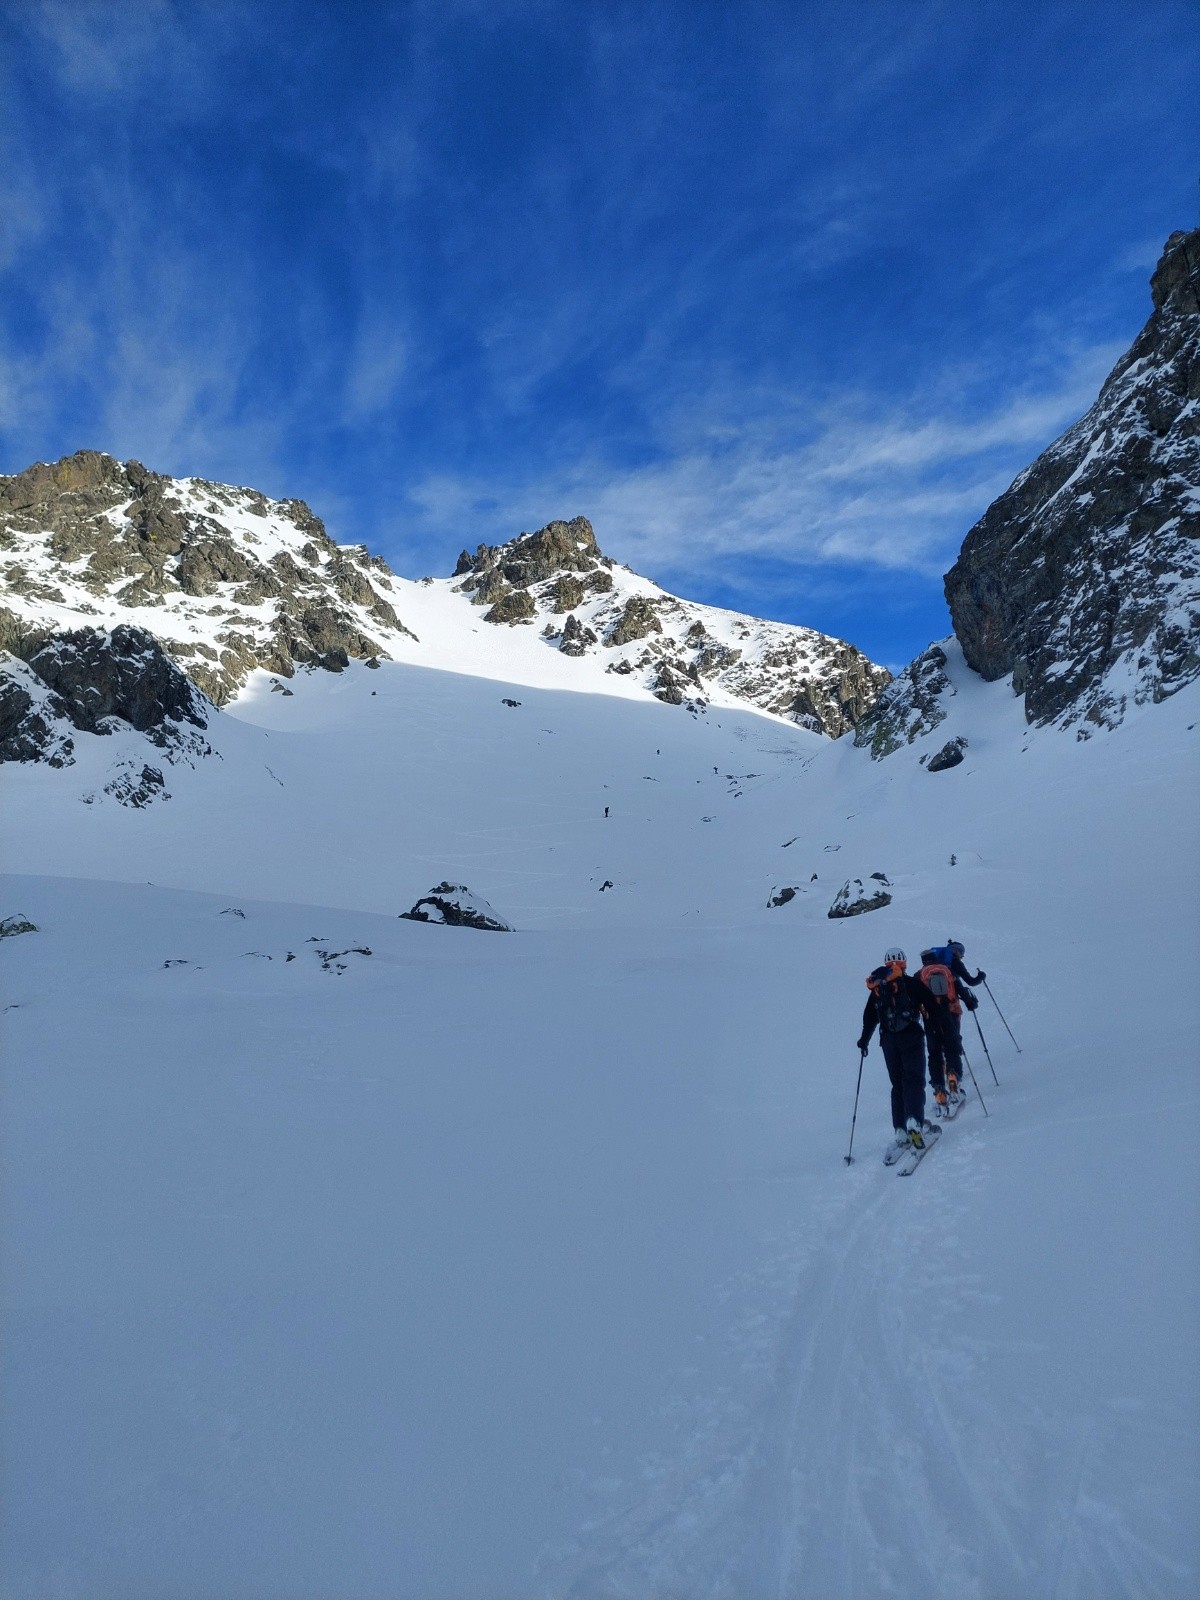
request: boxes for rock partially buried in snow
[0,914,38,937]
[768,886,799,908]
[927,735,967,772]
[400,883,515,932]
[828,876,893,919]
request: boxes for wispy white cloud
[401,338,1123,587]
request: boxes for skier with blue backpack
[857,948,945,1149]
[918,942,986,1108]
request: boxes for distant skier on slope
[919,941,986,1105]
[857,948,944,1148]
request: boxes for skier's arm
[951,954,985,986]
[858,996,877,1050]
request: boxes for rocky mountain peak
[944,226,1199,733]
[448,513,889,734]
[0,451,416,704]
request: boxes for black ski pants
[880,1025,927,1129]
[926,1009,964,1088]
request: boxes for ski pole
[984,979,1022,1053]
[972,1011,1000,1086]
[844,1049,866,1165]
[960,1044,989,1117]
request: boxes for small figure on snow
[858,948,944,1148]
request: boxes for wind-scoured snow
[2,644,1198,1599]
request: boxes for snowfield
[2,641,1198,1598]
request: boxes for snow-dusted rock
[945,227,1200,732]
[454,517,890,735]
[400,883,515,932]
[852,642,953,760]
[827,874,892,918]
[0,914,37,938]
[0,452,417,704]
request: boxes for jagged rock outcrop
[828,875,893,919]
[0,624,212,802]
[454,516,890,734]
[0,451,417,704]
[399,883,514,932]
[945,228,1200,731]
[852,644,953,759]
[0,914,38,938]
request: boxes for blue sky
[1,0,1196,665]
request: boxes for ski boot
[905,1116,925,1149]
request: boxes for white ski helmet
[884,947,906,965]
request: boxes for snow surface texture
[3,642,1199,1598]
[0,455,887,732]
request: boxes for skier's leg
[926,1022,946,1091]
[945,1012,964,1087]
[900,1027,927,1126]
[880,1034,905,1131]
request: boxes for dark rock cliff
[944,228,1200,731]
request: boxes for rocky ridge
[945,227,1200,732]
[0,451,417,706]
[453,516,890,736]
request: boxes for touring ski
[897,1123,942,1176]
[883,1141,908,1166]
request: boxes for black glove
[975,969,987,983]
[964,991,978,1011]
[856,1036,868,1053]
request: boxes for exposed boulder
[927,736,967,772]
[768,886,799,908]
[399,883,515,932]
[0,914,38,937]
[944,227,1200,731]
[828,876,893,919]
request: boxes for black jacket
[861,973,944,1047]
[948,953,984,988]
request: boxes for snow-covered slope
[3,636,1197,1599]
[0,453,887,733]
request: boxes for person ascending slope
[857,948,944,1149]
[920,941,986,1106]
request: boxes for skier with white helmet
[857,947,945,1149]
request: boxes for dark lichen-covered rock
[852,644,952,759]
[484,588,537,625]
[945,228,1200,731]
[927,735,967,772]
[828,877,893,919]
[546,573,585,612]
[607,596,662,647]
[559,613,597,656]
[399,883,514,932]
[457,517,600,590]
[0,658,76,766]
[26,624,209,736]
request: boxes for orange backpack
[919,961,961,1016]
